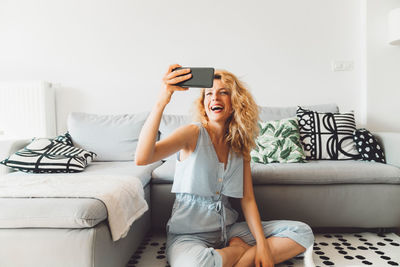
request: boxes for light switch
[332,61,354,71]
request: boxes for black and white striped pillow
[0,134,96,173]
[296,107,361,160]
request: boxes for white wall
[367,0,400,132]
[0,0,365,134]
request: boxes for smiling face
[194,69,260,161]
[203,79,233,124]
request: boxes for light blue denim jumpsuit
[166,123,314,267]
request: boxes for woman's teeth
[211,106,223,111]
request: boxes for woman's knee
[270,220,314,249]
[290,221,315,248]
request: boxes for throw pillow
[0,134,96,173]
[353,128,386,163]
[296,106,361,160]
[251,118,306,164]
[54,132,73,146]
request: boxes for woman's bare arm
[241,159,275,266]
[241,159,268,245]
[135,64,193,165]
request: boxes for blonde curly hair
[193,69,259,161]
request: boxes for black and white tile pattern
[127,232,400,267]
[127,233,169,267]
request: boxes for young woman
[136,64,314,267]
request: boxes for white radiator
[0,81,56,139]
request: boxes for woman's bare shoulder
[174,123,200,149]
[176,123,200,138]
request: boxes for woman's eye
[220,91,228,95]
[206,92,212,96]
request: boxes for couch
[0,104,399,267]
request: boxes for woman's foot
[228,237,253,267]
[216,237,252,267]
[229,237,251,251]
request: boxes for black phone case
[174,67,215,88]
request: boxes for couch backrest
[65,104,338,162]
[158,104,339,141]
[258,103,339,121]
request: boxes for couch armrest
[0,139,30,176]
[374,132,400,168]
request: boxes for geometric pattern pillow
[251,118,306,164]
[296,106,361,160]
[0,133,96,173]
[353,128,386,163]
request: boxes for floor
[126,231,400,267]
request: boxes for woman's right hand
[158,64,192,106]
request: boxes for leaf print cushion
[251,118,306,164]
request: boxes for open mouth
[210,105,224,112]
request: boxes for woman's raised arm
[135,64,192,165]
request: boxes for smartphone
[173,67,215,88]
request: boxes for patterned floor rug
[127,231,400,267]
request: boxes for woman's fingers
[167,64,181,74]
[166,73,192,85]
[163,64,191,87]
[161,64,191,94]
[167,67,191,79]
[158,64,190,106]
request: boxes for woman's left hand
[255,244,274,267]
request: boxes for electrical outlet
[332,61,354,71]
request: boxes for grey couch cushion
[0,162,161,229]
[6,161,162,187]
[68,112,149,161]
[0,197,107,229]
[159,114,193,161]
[259,103,338,121]
[152,160,400,185]
[159,114,193,141]
[152,160,176,184]
[252,160,400,184]
[84,161,163,187]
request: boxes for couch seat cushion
[6,160,162,187]
[83,160,162,186]
[251,160,400,185]
[151,160,400,185]
[0,161,162,229]
[0,197,107,229]
[152,160,176,184]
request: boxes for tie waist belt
[175,193,230,244]
[210,198,228,245]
